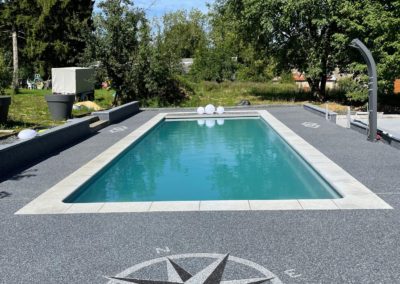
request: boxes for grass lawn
[0,88,115,131]
[181,81,312,107]
[0,81,334,132]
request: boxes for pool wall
[16,110,392,214]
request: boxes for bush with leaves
[190,46,237,82]
[337,77,368,105]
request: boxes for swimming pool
[65,117,340,203]
[16,110,392,214]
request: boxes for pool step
[87,115,100,124]
[89,119,110,133]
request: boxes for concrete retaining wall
[351,120,400,150]
[92,101,139,123]
[0,102,142,177]
[0,117,93,176]
[303,103,337,123]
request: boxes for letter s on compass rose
[106,253,283,284]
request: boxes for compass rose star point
[107,254,275,284]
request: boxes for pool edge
[15,110,392,215]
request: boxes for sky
[95,1,215,18]
[136,0,213,17]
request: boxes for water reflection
[205,119,216,128]
[71,119,339,203]
[197,119,225,128]
[197,119,205,126]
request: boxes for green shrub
[337,77,368,105]
[236,60,274,82]
[249,83,312,101]
[190,46,237,82]
[175,75,196,95]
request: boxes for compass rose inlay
[107,253,283,284]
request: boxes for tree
[190,45,237,82]
[145,27,188,106]
[216,0,400,99]
[217,0,346,99]
[0,0,36,93]
[0,0,94,86]
[85,0,187,106]
[89,0,145,104]
[186,8,238,82]
[209,5,274,82]
[0,51,11,95]
[159,9,208,59]
[26,0,94,77]
[337,0,400,95]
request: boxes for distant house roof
[395,79,400,94]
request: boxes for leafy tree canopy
[84,0,187,106]
[158,9,208,59]
[216,0,400,98]
[0,0,94,79]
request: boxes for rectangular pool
[65,118,341,203]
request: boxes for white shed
[52,67,95,98]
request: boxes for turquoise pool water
[65,118,341,203]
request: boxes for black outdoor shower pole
[350,39,378,142]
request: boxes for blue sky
[137,0,214,17]
[95,1,214,18]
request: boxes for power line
[145,0,158,11]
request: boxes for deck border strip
[15,110,392,214]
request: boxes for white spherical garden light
[18,129,37,140]
[197,107,205,115]
[205,104,216,115]
[216,106,225,114]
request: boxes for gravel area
[0,134,17,145]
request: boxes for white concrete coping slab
[15,110,392,215]
[200,201,250,211]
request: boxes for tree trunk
[320,74,327,99]
[12,28,19,94]
[306,77,322,101]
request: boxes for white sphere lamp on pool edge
[216,106,224,114]
[205,104,215,115]
[197,107,205,115]
[18,129,37,140]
